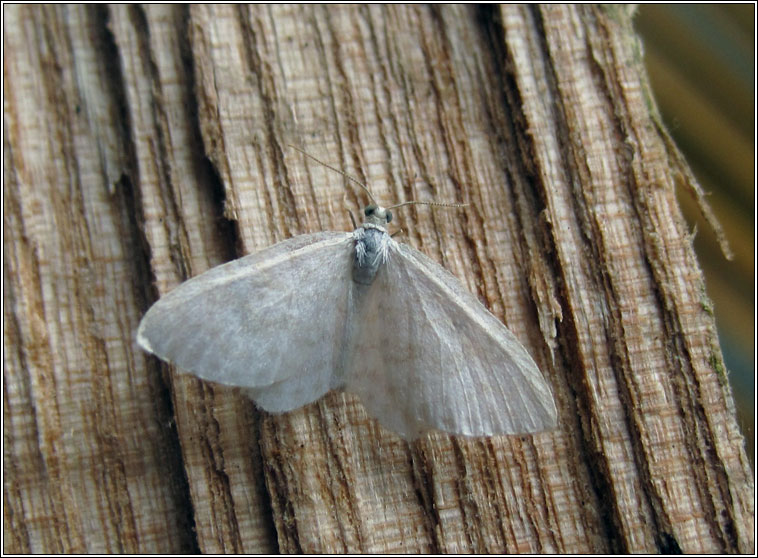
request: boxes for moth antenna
[347,208,358,229]
[289,145,468,211]
[289,144,377,205]
[386,200,469,211]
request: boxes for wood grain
[3,4,752,553]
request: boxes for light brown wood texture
[3,4,753,554]
[635,4,755,458]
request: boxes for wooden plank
[3,4,752,554]
[3,5,195,553]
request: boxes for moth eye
[386,210,393,223]
[364,205,376,216]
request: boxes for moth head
[364,204,393,225]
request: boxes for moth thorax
[352,225,389,285]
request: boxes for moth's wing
[138,232,354,411]
[242,371,336,413]
[345,240,557,439]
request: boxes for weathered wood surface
[3,4,753,554]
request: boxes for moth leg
[348,208,358,229]
[390,228,405,238]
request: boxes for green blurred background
[635,5,754,461]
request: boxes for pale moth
[137,149,557,440]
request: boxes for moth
[137,149,557,440]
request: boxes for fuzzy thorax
[352,223,390,285]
